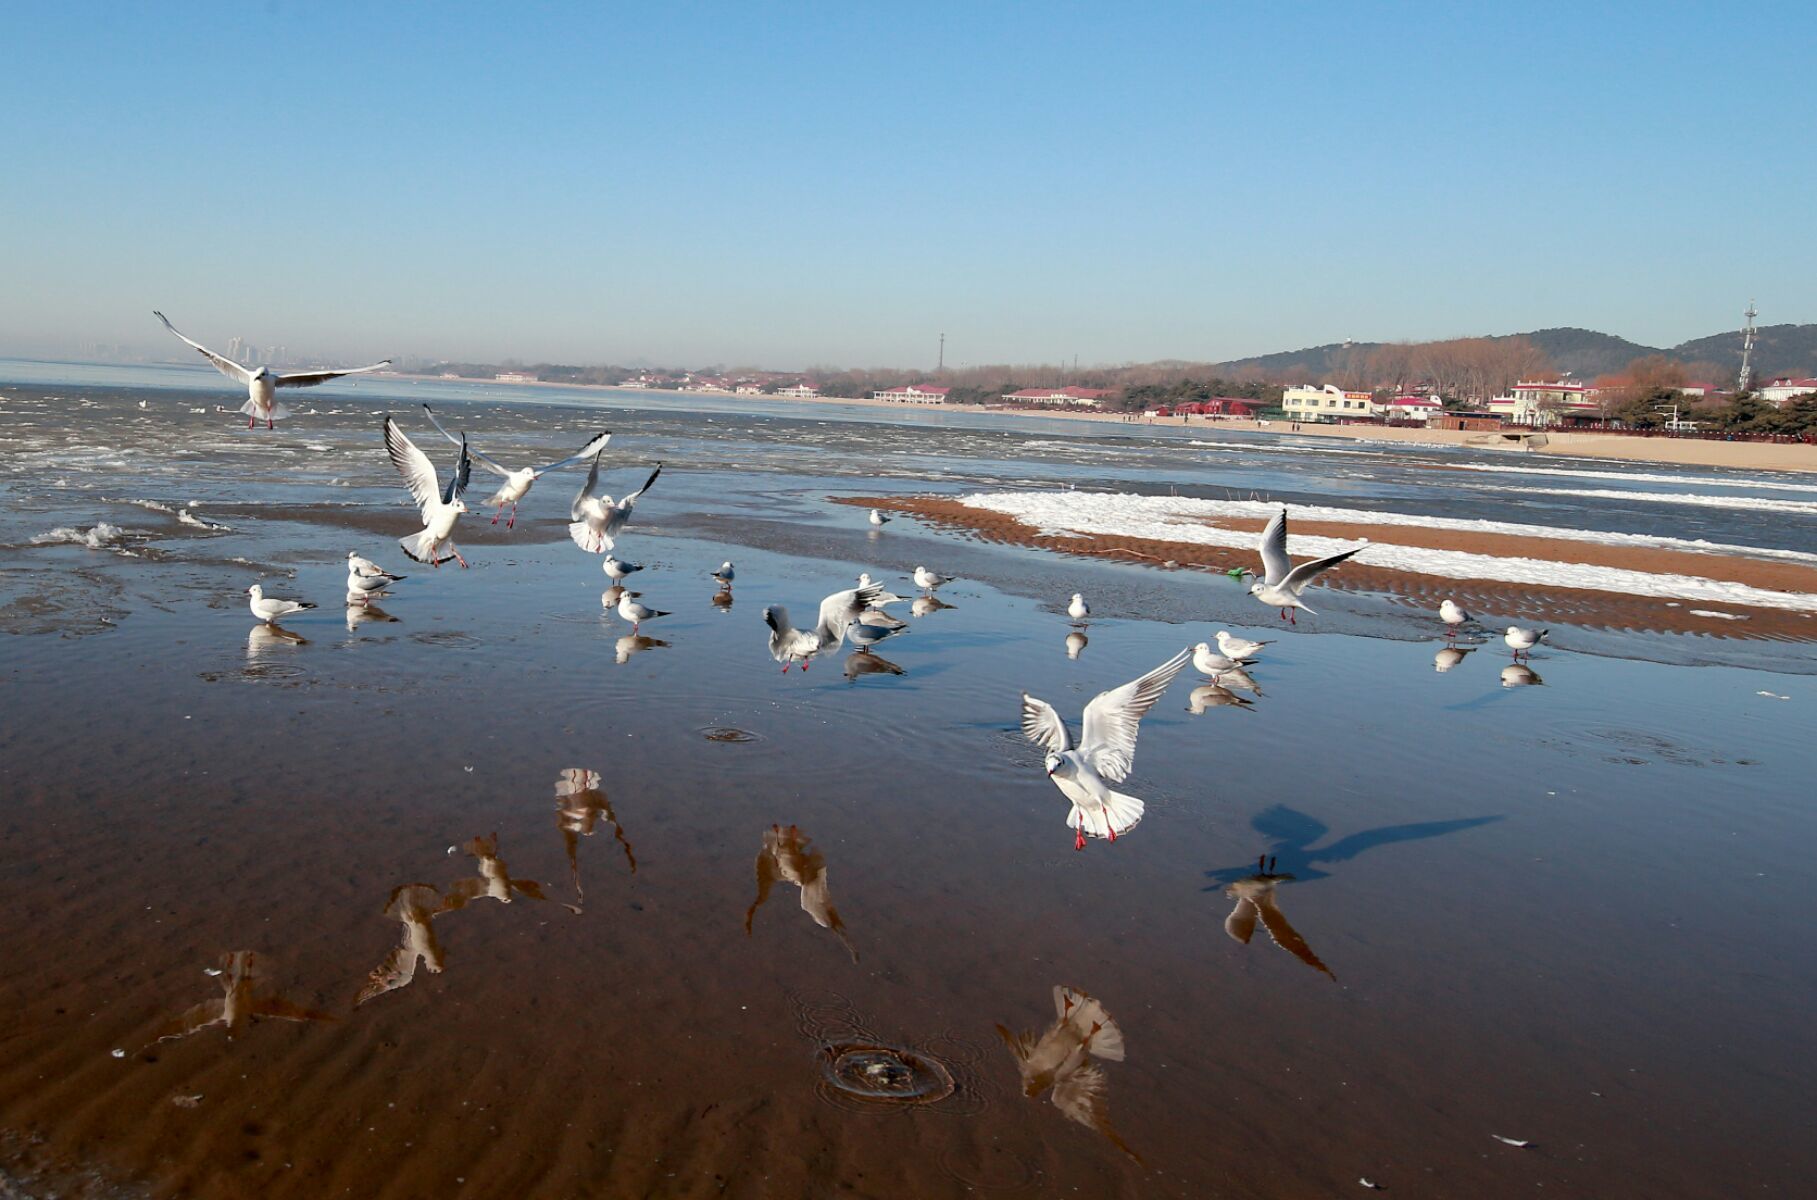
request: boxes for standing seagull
[345,552,404,605]
[1021,648,1192,850]
[869,508,891,526]
[570,455,662,554]
[712,561,736,588]
[1067,593,1090,623]
[421,404,609,528]
[383,416,471,567]
[616,591,669,633]
[914,565,953,592]
[153,311,389,429]
[1214,629,1270,659]
[1247,508,1365,624]
[1440,599,1474,637]
[1505,625,1548,660]
[248,583,314,624]
[603,555,643,582]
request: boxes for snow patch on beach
[1447,462,1817,494]
[955,490,1817,612]
[1495,487,1817,515]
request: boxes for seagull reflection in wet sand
[246,623,307,659]
[744,824,857,962]
[616,634,669,664]
[1223,856,1334,978]
[554,768,635,910]
[844,649,905,680]
[442,834,548,908]
[1187,683,1254,713]
[996,985,1139,1163]
[357,884,451,1005]
[149,951,334,1047]
[345,601,399,631]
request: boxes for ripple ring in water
[818,1041,956,1106]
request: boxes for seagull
[441,834,547,908]
[421,404,610,528]
[356,884,450,1006]
[603,555,643,581]
[1021,648,1192,850]
[1214,630,1270,659]
[744,824,856,963]
[1505,625,1547,659]
[1440,599,1474,636]
[711,561,735,588]
[1191,642,1253,676]
[1247,508,1365,624]
[383,415,471,567]
[1434,646,1474,673]
[996,986,1139,1162]
[1066,630,1088,660]
[763,582,886,672]
[348,551,404,583]
[1224,856,1333,978]
[914,566,952,591]
[869,508,891,526]
[1067,593,1090,622]
[616,592,669,633]
[764,606,821,672]
[153,311,389,429]
[345,567,398,606]
[847,620,903,654]
[148,951,334,1047]
[569,455,662,554]
[1187,683,1254,713]
[248,583,314,624]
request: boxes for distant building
[1282,384,1373,422]
[495,372,538,384]
[734,384,763,395]
[1001,386,1115,407]
[776,382,819,398]
[1677,381,1722,398]
[1381,395,1443,422]
[1760,377,1817,406]
[872,385,950,405]
[1487,379,1598,426]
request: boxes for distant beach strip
[841,492,1817,640]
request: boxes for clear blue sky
[3,2,1811,369]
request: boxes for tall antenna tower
[1738,301,1758,392]
[938,333,945,372]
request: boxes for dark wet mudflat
[2,366,1815,1198]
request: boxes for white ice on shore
[1494,486,1817,515]
[955,490,1817,612]
[1445,461,1817,494]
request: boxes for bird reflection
[345,602,399,631]
[1066,630,1088,660]
[1223,856,1333,978]
[1212,665,1262,696]
[1434,646,1474,673]
[1187,683,1254,713]
[844,649,905,680]
[149,951,334,1047]
[712,589,735,612]
[1501,664,1544,688]
[744,824,857,962]
[357,884,450,1005]
[616,634,669,664]
[442,834,548,908]
[246,623,307,659]
[996,985,1139,1163]
[553,768,635,911]
[911,595,954,617]
[600,584,626,609]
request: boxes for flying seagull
[1021,648,1192,850]
[421,404,610,528]
[763,582,887,672]
[1247,508,1365,624]
[570,455,662,554]
[384,416,471,567]
[153,311,389,429]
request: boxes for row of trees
[1323,337,1553,403]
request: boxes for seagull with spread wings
[569,455,663,554]
[762,581,887,672]
[383,416,471,568]
[1247,508,1365,624]
[421,404,610,528]
[153,311,389,429]
[1021,648,1192,850]
[996,985,1140,1163]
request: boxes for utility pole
[937,333,945,373]
[1737,301,1758,392]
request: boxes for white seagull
[1191,642,1253,676]
[914,565,953,592]
[1247,508,1365,624]
[383,416,471,567]
[1505,625,1547,659]
[1440,599,1474,635]
[153,311,389,429]
[570,455,662,554]
[248,583,314,624]
[603,555,643,581]
[712,561,735,587]
[345,552,404,605]
[1214,629,1270,659]
[616,592,670,633]
[421,404,610,529]
[348,551,402,582]
[1021,648,1192,850]
[762,581,886,672]
[1068,593,1090,622]
[869,508,891,526]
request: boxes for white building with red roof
[1760,377,1817,406]
[1381,395,1443,422]
[1488,379,1600,425]
[872,384,950,405]
[1001,385,1115,407]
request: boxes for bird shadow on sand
[1202,804,1503,887]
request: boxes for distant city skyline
[3,3,1814,370]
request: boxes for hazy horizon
[5,3,1813,370]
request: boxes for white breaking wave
[956,490,1817,612]
[1494,486,1817,515]
[31,522,127,549]
[1446,461,1817,494]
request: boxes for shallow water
[1,365,1814,1198]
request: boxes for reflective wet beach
[2,363,1815,1197]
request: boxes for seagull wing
[1255,890,1335,978]
[383,417,442,515]
[1020,694,1073,756]
[1050,1062,1135,1156]
[1282,544,1365,594]
[572,451,604,520]
[1079,648,1192,782]
[1223,895,1259,944]
[815,582,884,647]
[275,360,391,388]
[995,1022,1039,1065]
[422,404,512,477]
[621,462,663,507]
[442,436,472,504]
[533,430,614,474]
[153,311,253,384]
[1258,508,1291,586]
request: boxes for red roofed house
[872,384,950,405]
[1381,395,1443,422]
[1760,378,1817,406]
[1172,398,1254,417]
[1001,385,1116,408]
[1488,379,1600,426]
